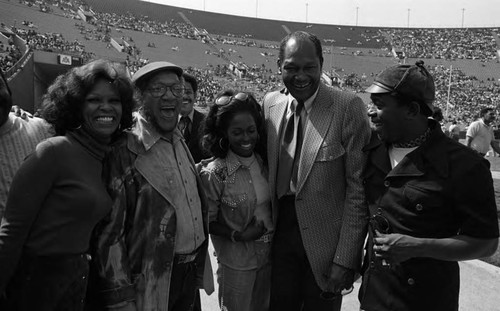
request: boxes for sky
[144,0,500,28]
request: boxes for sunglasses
[215,92,249,106]
[369,214,391,234]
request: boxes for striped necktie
[277,99,304,198]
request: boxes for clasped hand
[324,263,355,294]
[233,217,266,242]
[372,230,420,265]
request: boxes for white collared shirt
[287,87,319,135]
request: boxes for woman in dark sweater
[0,59,135,310]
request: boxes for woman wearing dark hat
[0,59,135,310]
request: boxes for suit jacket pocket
[315,144,345,162]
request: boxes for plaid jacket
[262,83,371,290]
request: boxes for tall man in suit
[261,31,371,310]
[178,73,206,163]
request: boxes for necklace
[392,127,432,148]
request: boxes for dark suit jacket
[185,109,206,163]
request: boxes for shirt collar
[133,111,183,151]
[178,109,194,122]
[225,150,243,176]
[287,86,319,115]
[365,119,450,178]
[0,113,16,136]
[480,118,491,128]
[225,150,263,176]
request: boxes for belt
[174,248,200,264]
[255,232,273,243]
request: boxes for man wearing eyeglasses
[262,31,371,310]
[360,61,499,311]
[92,62,213,311]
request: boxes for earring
[219,137,228,150]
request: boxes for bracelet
[230,230,237,242]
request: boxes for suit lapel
[268,95,289,189]
[297,84,333,193]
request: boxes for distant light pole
[461,8,465,28]
[356,7,359,26]
[306,3,309,23]
[256,0,258,18]
[203,0,206,11]
[407,8,411,28]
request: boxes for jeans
[217,262,271,311]
[0,253,90,311]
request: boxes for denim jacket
[199,151,272,270]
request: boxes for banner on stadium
[58,54,72,66]
[71,56,83,66]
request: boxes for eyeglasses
[147,84,184,98]
[320,285,354,300]
[369,214,391,235]
[215,92,249,106]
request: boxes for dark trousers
[270,196,342,311]
[168,257,198,311]
[0,253,90,311]
[192,290,202,311]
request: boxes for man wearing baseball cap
[93,62,213,311]
[359,61,499,311]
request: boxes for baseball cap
[132,61,183,85]
[366,60,435,115]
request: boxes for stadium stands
[1,0,499,128]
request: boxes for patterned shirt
[0,114,53,216]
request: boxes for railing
[2,29,30,80]
[4,46,32,81]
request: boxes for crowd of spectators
[0,44,22,72]
[74,22,110,42]
[15,28,85,55]
[88,11,196,40]
[384,28,499,61]
[2,0,498,132]
[428,64,500,124]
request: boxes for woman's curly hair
[41,59,136,136]
[201,89,267,163]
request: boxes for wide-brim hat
[132,61,183,85]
